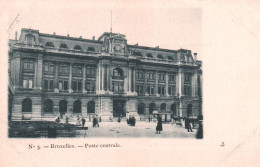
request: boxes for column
[96,64,100,94]
[193,71,198,96]
[155,71,159,96]
[69,63,73,93]
[12,53,21,89]
[107,65,110,91]
[128,67,132,92]
[133,68,136,92]
[101,64,104,91]
[54,62,59,92]
[178,68,183,96]
[36,54,43,90]
[165,72,169,96]
[144,70,148,96]
[83,65,86,93]
[34,60,38,88]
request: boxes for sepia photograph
[8,8,202,138]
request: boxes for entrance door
[113,100,126,117]
[59,100,68,116]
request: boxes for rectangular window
[44,79,48,89]
[78,81,82,91]
[28,79,33,88]
[59,64,69,74]
[59,81,63,90]
[151,85,154,95]
[44,64,49,72]
[86,66,96,76]
[29,62,34,70]
[64,81,68,90]
[23,60,34,70]
[49,64,54,72]
[23,79,27,88]
[73,81,77,91]
[49,80,54,90]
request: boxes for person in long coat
[185,117,193,132]
[156,117,163,134]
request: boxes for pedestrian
[156,117,163,134]
[171,117,174,126]
[55,116,60,123]
[81,117,86,127]
[76,115,81,126]
[148,115,151,122]
[93,116,99,127]
[65,115,69,124]
[196,120,203,139]
[130,116,136,126]
[196,114,203,139]
[185,117,193,132]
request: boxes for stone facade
[8,28,202,122]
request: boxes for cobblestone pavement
[78,121,197,138]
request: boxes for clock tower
[98,32,128,56]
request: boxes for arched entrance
[113,100,126,117]
[73,100,82,113]
[43,99,53,113]
[160,103,166,112]
[87,101,95,114]
[59,100,67,118]
[171,104,177,116]
[149,103,156,115]
[22,98,32,113]
[138,102,145,115]
[187,104,193,117]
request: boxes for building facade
[8,28,202,121]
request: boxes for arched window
[22,98,32,112]
[46,42,54,48]
[43,99,53,112]
[87,47,95,52]
[87,101,95,114]
[146,53,153,58]
[60,43,68,49]
[187,104,193,117]
[138,102,145,115]
[171,104,177,116]
[133,51,142,57]
[168,56,173,61]
[59,100,68,114]
[157,54,163,60]
[73,100,82,113]
[149,103,156,115]
[113,68,123,77]
[74,45,82,51]
[160,103,166,112]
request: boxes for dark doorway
[59,100,68,116]
[113,100,126,117]
[187,104,193,117]
[171,104,177,116]
[149,103,156,114]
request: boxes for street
[77,121,197,138]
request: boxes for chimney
[79,36,82,39]
[155,46,159,49]
[67,34,70,37]
[92,36,95,40]
[135,43,138,46]
[194,53,197,61]
[53,32,56,35]
[15,31,18,40]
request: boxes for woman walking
[156,117,163,134]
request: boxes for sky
[6,0,202,59]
